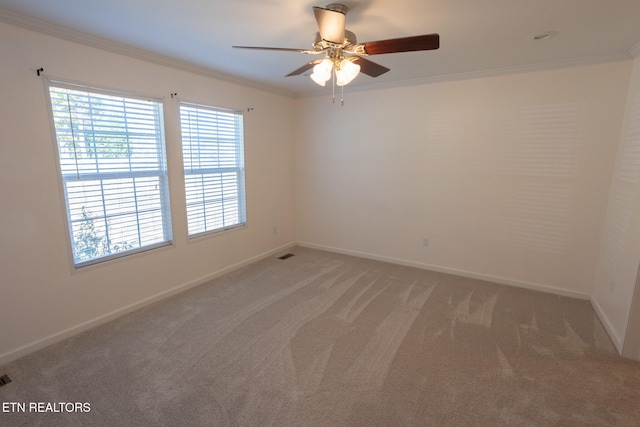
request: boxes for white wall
[0,22,296,363]
[295,62,631,300]
[592,55,640,353]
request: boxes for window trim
[178,101,247,240]
[44,78,174,270]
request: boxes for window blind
[180,103,246,237]
[48,84,172,267]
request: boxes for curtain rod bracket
[36,67,44,76]
[170,92,178,99]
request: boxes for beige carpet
[1,247,639,426]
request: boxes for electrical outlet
[422,238,429,247]
[273,226,278,235]
[610,280,616,293]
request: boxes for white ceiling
[2,0,640,97]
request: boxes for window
[48,82,172,267]
[180,103,246,237]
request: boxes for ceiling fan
[233,3,439,93]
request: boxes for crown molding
[0,7,295,98]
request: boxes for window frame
[179,101,247,239]
[45,79,174,269]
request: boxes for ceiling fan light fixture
[310,73,327,86]
[310,58,333,86]
[335,57,360,86]
[233,5,439,101]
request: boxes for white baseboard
[0,242,296,366]
[590,296,624,354]
[1,240,600,366]
[296,241,591,300]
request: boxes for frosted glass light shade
[310,58,333,86]
[335,58,360,86]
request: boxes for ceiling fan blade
[232,46,315,53]
[351,57,390,78]
[286,59,324,77]
[361,33,440,55]
[313,6,346,44]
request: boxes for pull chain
[332,68,336,104]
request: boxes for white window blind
[48,83,172,267]
[180,103,246,237]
